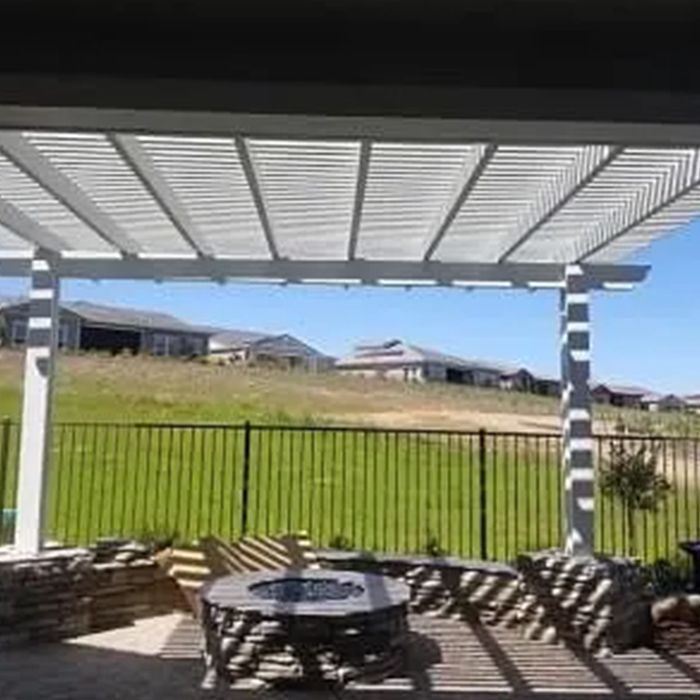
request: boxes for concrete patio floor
[2,612,700,699]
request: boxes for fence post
[240,421,252,536]
[479,428,488,560]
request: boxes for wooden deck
[2,612,700,699]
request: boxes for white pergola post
[561,264,594,556]
[13,248,59,554]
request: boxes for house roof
[592,382,650,397]
[63,301,209,334]
[336,339,518,374]
[209,330,329,359]
[248,333,330,359]
[0,297,209,335]
[208,329,271,349]
[641,392,686,404]
[531,373,560,385]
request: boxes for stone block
[516,550,652,653]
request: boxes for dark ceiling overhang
[2,1,700,125]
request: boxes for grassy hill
[0,349,695,435]
[0,349,558,428]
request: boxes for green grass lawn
[36,424,564,559]
[1,419,695,568]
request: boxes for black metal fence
[0,420,698,567]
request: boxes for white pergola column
[560,264,594,556]
[14,249,59,554]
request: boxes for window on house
[152,333,169,356]
[182,336,205,356]
[11,319,27,346]
[58,322,71,349]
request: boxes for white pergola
[2,115,698,557]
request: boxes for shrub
[599,440,672,556]
[136,526,179,553]
[642,558,689,596]
[423,533,446,558]
[328,534,354,550]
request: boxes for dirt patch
[332,408,618,436]
[333,408,560,433]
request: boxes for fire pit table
[200,569,410,688]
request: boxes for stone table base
[200,570,410,688]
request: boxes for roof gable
[249,333,328,358]
[62,301,206,334]
[209,329,327,358]
[593,383,650,397]
[337,339,520,373]
[209,329,270,349]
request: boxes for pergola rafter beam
[347,140,371,260]
[109,134,215,257]
[498,146,624,262]
[423,144,496,261]
[0,197,69,251]
[579,153,700,261]
[234,136,279,260]
[0,133,141,256]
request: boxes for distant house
[591,383,648,409]
[684,394,700,414]
[0,299,209,357]
[208,330,332,371]
[335,339,518,388]
[531,373,560,397]
[499,368,535,392]
[640,393,686,412]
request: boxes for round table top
[200,568,410,618]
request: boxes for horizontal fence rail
[0,421,698,569]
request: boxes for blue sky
[0,222,698,394]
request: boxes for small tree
[599,440,671,556]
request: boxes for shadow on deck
[2,613,700,699]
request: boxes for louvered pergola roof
[1,128,697,287]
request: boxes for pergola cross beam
[347,140,371,260]
[234,137,280,260]
[0,197,69,251]
[0,256,649,288]
[109,134,215,257]
[423,144,496,261]
[0,133,142,256]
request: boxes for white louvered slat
[357,143,482,260]
[131,136,271,258]
[24,132,192,254]
[435,146,590,262]
[0,151,110,251]
[246,139,360,259]
[0,222,31,250]
[514,148,698,262]
[586,151,700,262]
[0,131,694,268]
